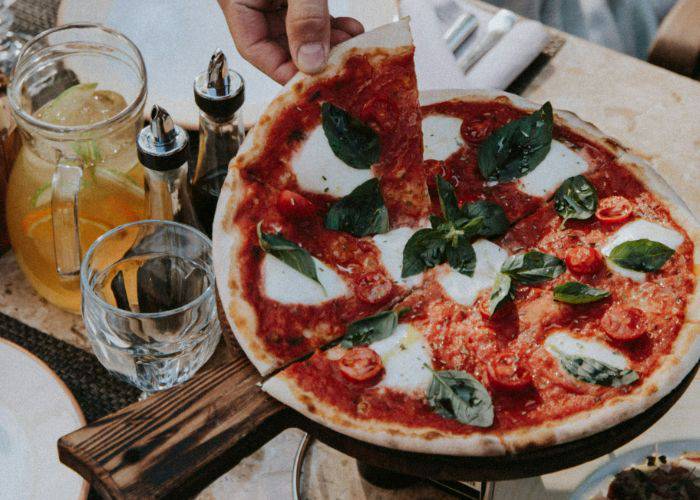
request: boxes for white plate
[0,338,87,500]
[57,0,398,129]
[572,439,700,500]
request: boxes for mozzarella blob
[372,226,423,287]
[437,239,509,306]
[545,331,630,370]
[422,114,464,161]
[371,324,433,393]
[262,254,349,304]
[601,219,684,282]
[291,125,374,197]
[517,140,588,197]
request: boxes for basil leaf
[550,347,638,387]
[340,310,398,348]
[436,175,461,222]
[463,201,510,238]
[478,102,553,182]
[429,215,444,229]
[554,175,598,224]
[321,102,380,169]
[553,281,610,304]
[257,223,323,289]
[401,228,446,278]
[324,178,389,237]
[426,368,494,427]
[501,250,565,284]
[608,239,675,272]
[446,236,477,277]
[488,273,513,315]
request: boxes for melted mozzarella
[372,226,423,287]
[371,324,433,393]
[601,219,684,282]
[291,125,374,197]
[545,331,629,370]
[437,239,509,306]
[517,140,588,197]
[262,254,349,304]
[422,114,464,161]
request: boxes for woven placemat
[0,312,140,422]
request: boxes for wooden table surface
[1,4,699,499]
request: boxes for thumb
[286,0,330,74]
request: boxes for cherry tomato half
[277,190,316,219]
[355,272,393,305]
[487,352,532,391]
[338,347,384,383]
[601,305,647,341]
[595,196,633,224]
[565,246,603,275]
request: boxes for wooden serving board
[58,311,698,499]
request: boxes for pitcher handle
[51,156,83,277]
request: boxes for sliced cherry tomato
[461,115,497,142]
[487,352,532,391]
[595,196,633,224]
[277,190,316,219]
[338,347,383,383]
[565,246,603,274]
[601,305,647,341]
[355,272,393,305]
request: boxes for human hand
[218,0,364,84]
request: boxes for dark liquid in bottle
[191,167,228,236]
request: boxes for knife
[456,8,517,73]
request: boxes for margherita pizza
[213,19,699,456]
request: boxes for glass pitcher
[6,24,147,313]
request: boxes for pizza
[213,20,699,456]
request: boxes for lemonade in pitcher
[6,25,147,313]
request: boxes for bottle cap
[193,49,245,119]
[137,105,189,171]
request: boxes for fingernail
[297,43,326,73]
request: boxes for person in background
[217,0,363,84]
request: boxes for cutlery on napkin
[399,0,550,90]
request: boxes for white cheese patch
[437,239,509,306]
[372,226,423,287]
[262,254,349,305]
[371,324,433,393]
[422,114,464,161]
[545,331,629,370]
[517,140,588,197]
[291,125,374,197]
[600,219,684,282]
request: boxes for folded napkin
[399,0,550,90]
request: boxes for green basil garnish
[401,227,448,278]
[554,175,598,225]
[478,102,553,183]
[488,273,514,315]
[553,281,610,304]
[463,200,510,238]
[550,346,638,387]
[501,250,565,284]
[426,367,494,427]
[445,234,478,276]
[436,175,462,222]
[321,102,380,169]
[257,223,323,290]
[608,239,675,272]
[340,310,398,348]
[324,178,389,237]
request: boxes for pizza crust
[263,90,700,456]
[213,19,415,375]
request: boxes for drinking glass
[6,24,147,313]
[80,220,221,394]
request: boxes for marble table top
[1,7,699,499]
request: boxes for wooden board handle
[58,357,289,499]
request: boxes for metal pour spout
[150,105,176,145]
[207,49,230,96]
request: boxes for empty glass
[80,220,221,394]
